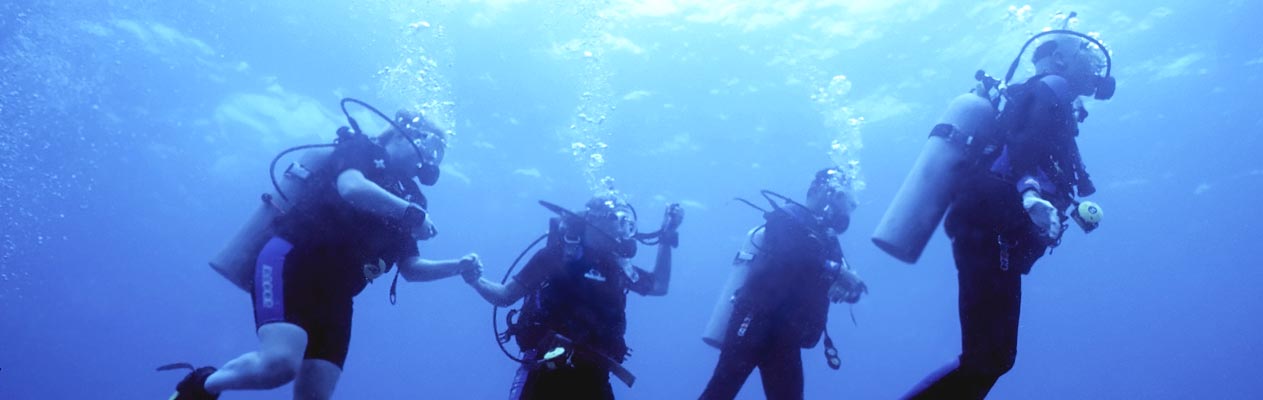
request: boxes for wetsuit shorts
[251,237,356,368]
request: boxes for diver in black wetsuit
[168,107,480,400]
[903,34,1112,400]
[462,191,684,400]
[700,168,868,400]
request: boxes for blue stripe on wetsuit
[253,237,293,326]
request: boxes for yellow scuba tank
[208,147,334,292]
[702,226,763,348]
[871,93,998,264]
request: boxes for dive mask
[820,190,853,234]
[397,112,447,186]
[416,162,441,186]
[814,168,856,233]
[1092,74,1115,100]
[588,204,638,241]
[585,194,640,258]
[1070,38,1115,100]
[411,133,445,186]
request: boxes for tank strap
[928,123,973,146]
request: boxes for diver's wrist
[401,202,427,225]
[659,230,679,248]
[1021,188,1041,200]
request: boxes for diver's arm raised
[645,241,672,296]
[645,203,684,296]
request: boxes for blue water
[2,1,1261,398]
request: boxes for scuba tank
[208,146,334,291]
[871,92,998,264]
[701,226,762,349]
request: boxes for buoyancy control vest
[510,221,641,363]
[275,132,425,246]
[990,74,1092,209]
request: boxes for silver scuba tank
[208,148,333,292]
[702,227,764,348]
[871,93,998,264]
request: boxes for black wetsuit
[701,207,843,400]
[905,75,1088,399]
[251,135,423,368]
[508,243,658,400]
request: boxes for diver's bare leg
[292,359,341,400]
[204,322,308,392]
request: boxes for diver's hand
[829,268,867,304]
[662,203,684,231]
[459,254,482,284]
[659,203,684,248]
[1022,190,1060,240]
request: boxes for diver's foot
[171,366,220,400]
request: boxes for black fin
[156,362,195,372]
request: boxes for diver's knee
[256,354,302,388]
[990,355,1015,377]
[960,351,1015,378]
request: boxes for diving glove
[1022,190,1061,241]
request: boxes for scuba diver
[699,168,868,400]
[871,24,1113,400]
[164,99,481,400]
[461,191,684,400]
